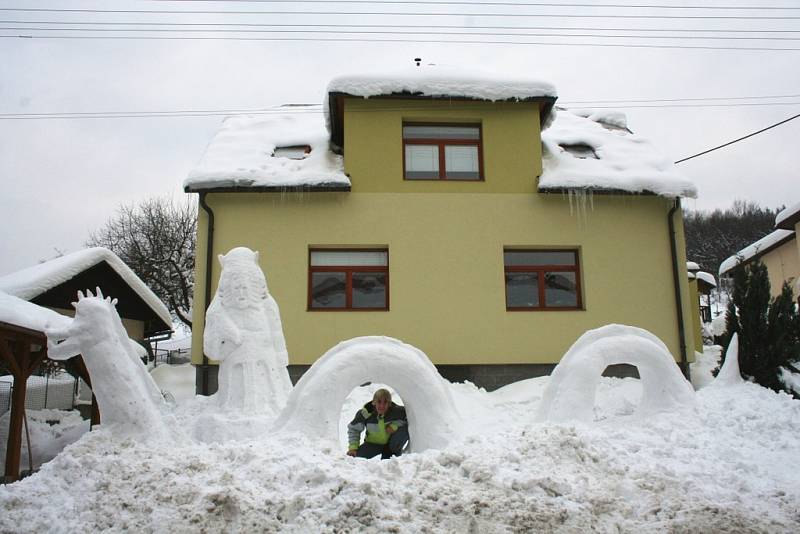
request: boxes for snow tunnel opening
[338,382,412,454]
[593,365,643,421]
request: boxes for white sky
[1,0,798,275]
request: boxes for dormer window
[403,123,483,181]
[273,145,311,159]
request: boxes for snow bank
[540,109,697,198]
[150,363,196,404]
[0,409,88,475]
[719,229,795,275]
[184,106,349,191]
[538,324,695,423]
[0,247,171,328]
[0,290,71,333]
[275,336,461,452]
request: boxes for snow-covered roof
[326,65,557,118]
[696,271,717,288]
[775,201,800,230]
[0,247,172,327]
[184,106,349,192]
[539,108,697,198]
[0,290,71,333]
[686,261,700,271]
[719,229,796,275]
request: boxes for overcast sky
[1,0,798,275]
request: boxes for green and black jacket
[347,401,407,451]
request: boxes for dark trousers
[356,426,409,459]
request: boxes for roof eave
[184,183,351,193]
[776,211,800,230]
[537,186,666,197]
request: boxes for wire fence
[0,374,78,417]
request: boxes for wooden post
[2,339,29,482]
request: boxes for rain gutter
[668,198,689,378]
[198,192,214,395]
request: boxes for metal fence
[0,374,78,416]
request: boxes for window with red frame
[504,250,582,310]
[403,123,483,181]
[308,249,389,310]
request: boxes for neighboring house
[719,225,799,301]
[0,247,173,343]
[687,261,716,349]
[185,67,697,392]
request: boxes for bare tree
[87,196,196,329]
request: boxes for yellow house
[719,227,799,301]
[185,68,697,393]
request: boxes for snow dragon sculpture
[46,288,170,440]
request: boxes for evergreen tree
[719,259,800,396]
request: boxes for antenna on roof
[414,57,422,67]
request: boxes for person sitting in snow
[346,389,409,459]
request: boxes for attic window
[559,143,598,159]
[273,145,311,159]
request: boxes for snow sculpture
[204,247,293,415]
[274,336,462,452]
[45,289,169,439]
[712,333,743,387]
[537,324,695,423]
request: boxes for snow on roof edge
[719,229,796,275]
[775,201,800,229]
[0,290,72,334]
[0,248,172,329]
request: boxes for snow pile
[775,200,800,229]
[719,229,795,275]
[184,106,349,191]
[276,336,462,452]
[0,247,171,328]
[713,333,744,387]
[2,374,799,532]
[540,108,697,198]
[779,367,800,396]
[204,247,293,415]
[690,345,722,390]
[0,409,88,475]
[538,325,694,423]
[0,290,71,333]
[45,290,171,441]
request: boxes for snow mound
[275,336,461,452]
[184,106,349,191]
[538,324,695,423]
[540,109,697,198]
[713,333,744,387]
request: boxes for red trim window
[504,250,582,310]
[308,249,389,310]
[403,123,483,181]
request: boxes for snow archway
[274,336,462,452]
[537,324,695,423]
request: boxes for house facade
[186,69,697,392]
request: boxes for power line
[2,7,800,20]
[5,26,800,41]
[564,93,800,104]
[3,33,800,50]
[149,0,800,9]
[5,20,799,34]
[2,99,800,120]
[674,113,800,163]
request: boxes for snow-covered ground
[2,369,799,532]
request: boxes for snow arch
[537,324,695,423]
[274,336,462,452]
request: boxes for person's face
[374,397,390,415]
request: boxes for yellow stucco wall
[189,97,694,368]
[190,193,695,366]
[688,279,703,350]
[760,235,800,299]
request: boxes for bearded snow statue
[204,247,293,415]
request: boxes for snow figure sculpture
[274,336,462,452]
[537,324,695,423]
[204,247,293,415]
[46,289,169,440]
[712,333,743,387]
